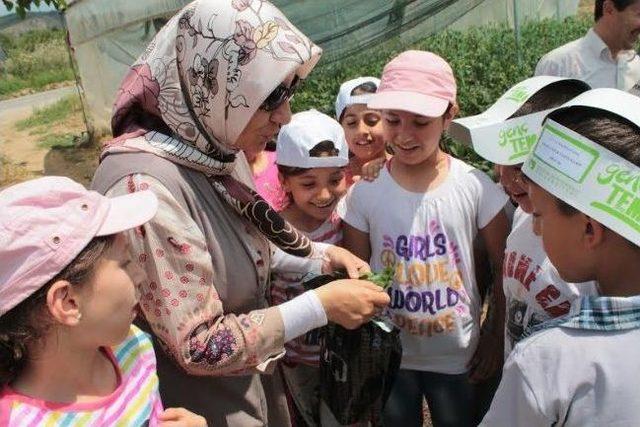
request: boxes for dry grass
[0,155,30,188]
[578,0,595,16]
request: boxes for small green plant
[361,267,395,290]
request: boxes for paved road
[0,86,76,117]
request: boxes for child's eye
[345,120,357,127]
[364,114,380,126]
[385,118,400,126]
[330,179,342,186]
[120,259,132,269]
[301,183,315,189]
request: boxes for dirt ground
[0,90,100,188]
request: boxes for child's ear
[46,280,82,326]
[443,103,459,128]
[582,214,605,250]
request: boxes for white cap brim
[96,190,158,236]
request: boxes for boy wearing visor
[450,76,598,359]
[482,88,640,425]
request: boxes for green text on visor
[449,76,586,166]
[523,119,640,247]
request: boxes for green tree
[2,0,66,18]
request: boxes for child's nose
[317,187,332,200]
[358,120,369,134]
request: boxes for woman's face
[340,104,385,162]
[236,72,296,155]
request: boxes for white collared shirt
[535,28,640,94]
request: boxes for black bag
[303,272,402,426]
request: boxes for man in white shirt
[535,0,640,94]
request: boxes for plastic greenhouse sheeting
[64,0,579,134]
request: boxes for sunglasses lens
[260,77,301,112]
[262,86,287,111]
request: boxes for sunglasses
[260,76,301,112]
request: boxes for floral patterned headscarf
[103,0,322,257]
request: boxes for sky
[1,3,57,16]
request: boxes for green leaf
[361,267,395,290]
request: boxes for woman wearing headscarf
[91,1,389,425]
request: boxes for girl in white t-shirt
[340,50,509,427]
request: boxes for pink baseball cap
[0,176,158,316]
[368,50,457,117]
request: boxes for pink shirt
[253,151,285,210]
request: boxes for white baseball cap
[277,109,349,169]
[335,77,381,121]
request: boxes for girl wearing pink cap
[0,177,205,426]
[340,50,510,426]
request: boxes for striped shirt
[0,326,163,426]
[271,212,343,366]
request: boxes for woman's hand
[323,245,371,278]
[159,407,207,427]
[314,279,390,329]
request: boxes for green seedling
[361,267,394,290]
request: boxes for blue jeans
[383,369,475,427]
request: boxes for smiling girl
[335,77,389,186]
[270,109,349,425]
[340,51,510,427]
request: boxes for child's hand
[467,330,504,383]
[159,407,207,427]
[360,157,386,182]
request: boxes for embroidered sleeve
[106,175,286,376]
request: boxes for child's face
[77,234,142,346]
[528,182,591,282]
[382,109,451,166]
[281,167,346,222]
[500,164,533,213]
[341,104,385,162]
